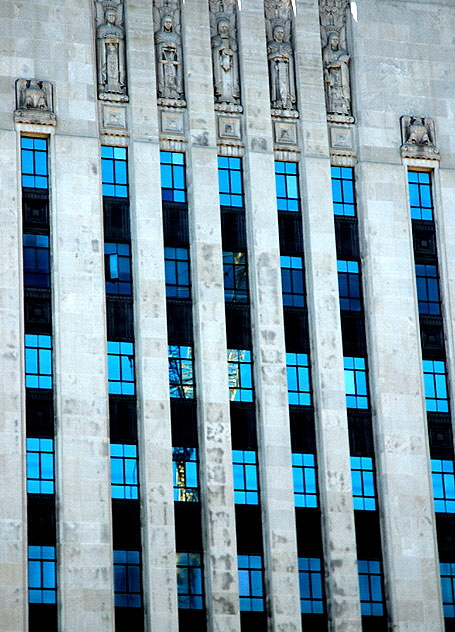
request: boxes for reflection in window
[164,247,191,299]
[281,256,305,307]
[107,341,135,395]
[176,552,204,609]
[21,137,48,189]
[101,145,128,198]
[160,151,186,203]
[351,456,376,511]
[173,447,199,502]
[227,349,253,403]
[114,550,142,608]
[223,251,248,302]
[337,260,361,311]
[275,161,299,212]
[344,356,368,409]
[432,459,455,513]
[238,555,264,611]
[358,560,384,616]
[233,450,259,505]
[298,558,324,614]
[110,443,138,500]
[408,171,433,221]
[423,359,449,413]
[26,438,54,494]
[25,334,52,389]
[441,562,455,618]
[218,156,243,207]
[415,264,440,315]
[23,234,51,288]
[104,243,132,295]
[286,352,311,406]
[292,453,317,508]
[331,166,355,217]
[28,545,56,603]
[169,345,194,399]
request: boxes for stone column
[0,129,27,632]
[356,160,443,631]
[52,133,114,631]
[126,5,179,630]
[238,3,302,630]
[294,2,362,630]
[182,2,241,631]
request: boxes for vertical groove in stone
[53,133,114,631]
[126,5,179,630]
[183,2,241,631]
[0,129,27,632]
[238,2,302,630]
[294,2,362,630]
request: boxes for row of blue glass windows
[22,140,435,225]
[27,544,389,617]
[24,234,441,319]
[25,334,450,414]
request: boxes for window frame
[160,151,186,203]
[238,554,265,612]
[168,345,195,399]
[281,255,305,308]
[172,446,199,502]
[227,349,254,403]
[25,334,52,390]
[408,170,433,221]
[337,260,361,311]
[21,137,49,190]
[104,242,132,295]
[275,161,300,212]
[218,156,243,207]
[331,166,356,217]
[298,557,324,614]
[28,545,56,604]
[110,443,139,500]
[351,455,376,511]
[292,452,318,508]
[164,246,191,299]
[113,549,142,608]
[232,449,259,505]
[431,459,455,513]
[423,359,449,413]
[26,437,54,495]
[344,356,369,410]
[107,341,135,396]
[286,352,312,406]
[101,145,128,198]
[358,560,384,617]
[176,552,204,610]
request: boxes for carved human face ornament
[163,16,173,32]
[105,9,116,24]
[274,26,285,42]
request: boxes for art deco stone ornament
[400,116,439,160]
[95,1,128,102]
[209,0,242,112]
[264,0,298,118]
[319,0,353,122]
[14,79,56,125]
[154,1,185,107]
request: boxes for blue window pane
[423,360,449,413]
[28,546,56,604]
[358,560,384,617]
[110,444,139,500]
[25,334,52,390]
[281,256,305,307]
[286,353,311,406]
[275,161,300,211]
[173,447,199,502]
[108,341,135,395]
[114,549,142,608]
[408,171,433,221]
[177,552,204,609]
[233,450,259,505]
[344,356,368,409]
[331,166,356,216]
[218,156,243,206]
[164,247,191,299]
[238,555,264,612]
[299,557,324,614]
[160,152,187,202]
[351,456,376,511]
[21,138,48,189]
[101,145,128,197]
[292,453,318,508]
[169,345,195,399]
[227,349,254,402]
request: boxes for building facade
[1,1,455,631]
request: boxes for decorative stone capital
[14,79,56,125]
[400,116,439,160]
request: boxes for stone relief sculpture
[154,1,185,107]
[400,116,439,160]
[95,1,128,102]
[264,0,297,117]
[209,0,241,112]
[14,79,56,125]
[319,0,352,120]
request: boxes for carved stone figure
[322,32,350,115]
[95,1,127,102]
[267,24,296,110]
[400,116,439,160]
[264,0,297,115]
[154,2,185,107]
[211,17,240,106]
[14,79,56,125]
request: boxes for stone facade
[1,1,455,631]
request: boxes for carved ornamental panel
[15,79,56,125]
[400,116,439,160]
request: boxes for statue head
[218,19,230,37]
[273,25,285,43]
[328,32,340,50]
[162,14,174,32]
[103,2,117,24]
